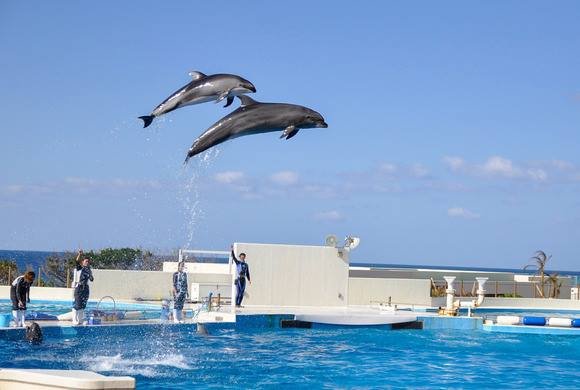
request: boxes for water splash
[86,353,190,378]
[178,148,220,249]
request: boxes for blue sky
[1,1,580,270]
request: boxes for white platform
[0,369,135,389]
[294,312,417,326]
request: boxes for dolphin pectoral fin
[223,96,234,108]
[216,90,231,103]
[138,115,155,128]
[188,71,207,80]
[280,125,299,140]
[286,129,300,140]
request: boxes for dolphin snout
[318,121,328,128]
[248,85,257,93]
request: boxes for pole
[38,267,41,286]
[66,268,70,288]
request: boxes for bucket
[0,314,12,327]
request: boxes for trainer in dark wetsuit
[72,250,94,325]
[231,245,251,307]
[11,271,35,327]
[172,261,189,323]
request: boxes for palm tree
[547,273,562,298]
[524,250,551,298]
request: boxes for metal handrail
[97,295,116,311]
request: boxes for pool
[464,307,580,319]
[0,299,161,322]
[1,317,579,388]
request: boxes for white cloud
[3,185,25,193]
[550,160,574,171]
[526,168,547,182]
[448,207,480,219]
[270,171,299,186]
[443,156,465,172]
[1,177,163,196]
[64,177,98,186]
[409,163,429,178]
[313,210,344,222]
[302,184,337,198]
[214,171,245,184]
[379,163,398,175]
[480,156,520,178]
[444,155,548,182]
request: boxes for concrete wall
[0,286,73,301]
[347,278,432,306]
[90,269,232,301]
[163,262,229,274]
[480,297,580,310]
[233,243,349,306]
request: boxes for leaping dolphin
[185,96,328,162]
[139,71,256,128]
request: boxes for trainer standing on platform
[72,249,94,325]
[231,245,251,308]
[10,271,35,327]
[172,261,188,323]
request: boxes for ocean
[0,249,62,272]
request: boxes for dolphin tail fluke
[138,115,155,128]
[184,151,193,164]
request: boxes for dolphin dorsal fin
[238,95,258,107]
[188,71,207,80]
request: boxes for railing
[430,279,579,299]
[0,267,76,288]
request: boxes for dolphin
[185,96,328,162]
[138,71,256,128]
[25,322,43,344]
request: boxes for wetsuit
[231,250,251,306]
[73,265,93,310]
[172,271,188,311]
[11,276,31,311]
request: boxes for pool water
[0,299,162,322]
[1,322,579,389]
[0,299,158,315]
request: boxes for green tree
[41,252,78,287]
[79,248,161,270]
[0,259,18,285]
[90,248,142,269]
[36,248,162,287]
